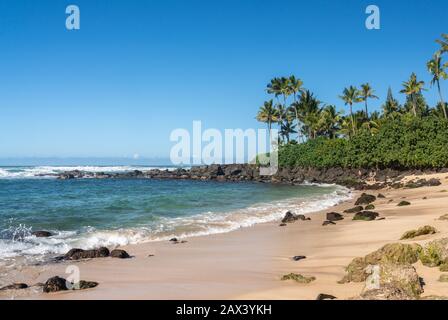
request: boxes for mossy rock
[353,211,379,221]
[419,238,448,267]
[400,226,437,240]
[439,274,448,282]
[377,262,423,299]
[377,193,386,199]
[281,273,316,284]
[341,243,422,283]
[355,193,377,206]
[397,201,411,207]
[365,204,376,210]
[344,206,364,214]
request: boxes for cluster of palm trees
[256,34,448,143]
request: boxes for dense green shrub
[279,116,448,169]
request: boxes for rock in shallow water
[31,231,53,238]
[64,247,110,260]
[322,220,336,226]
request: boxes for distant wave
[0,166,176,179]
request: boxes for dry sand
[2,173,448,300]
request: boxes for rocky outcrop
[51,165,446,190]
[357,263,423,300]
[340,243,422,283]
[400,226,437,240]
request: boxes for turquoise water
[0,166,350,264]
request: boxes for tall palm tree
[256,100,279,140]
[400,73,426,117]
[436,34,448,54]
[359,83,379,117]
[339,86,360,135]
[280,120,297,144]
[427,53,448,119]
[318,105,341,139]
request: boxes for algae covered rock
[281,273,316,284]
[419,238,448,267]
[400,226,437,240]
[365,204,375,210]
[341,243,422,283]
[397,201,411,207]
[353,211,379,221]
[355,193,377,206]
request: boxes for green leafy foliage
[279,115,448,169]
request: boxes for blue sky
[0,0,447,162]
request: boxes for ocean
[0,166,351,267]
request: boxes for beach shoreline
[1,172,448,300]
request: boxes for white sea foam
[0,185,352,264]
[0,166,177,179]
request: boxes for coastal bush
[278,116,448,169]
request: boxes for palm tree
[436,34,448,54]
[318,105,341,138]
[427,53,448,119]
[280,120,297,144]
[256,100,279,140]
[359,83,379,117]
[339,86,360,135]
[400,73,426,117]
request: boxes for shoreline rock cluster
[53,164,446,190]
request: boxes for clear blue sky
[0,0,447,161]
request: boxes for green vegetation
[397,201,411,207]
[256,34,448,170]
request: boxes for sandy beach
[2,172,448,300]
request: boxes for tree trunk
[412,94,417,117]
[350,104,355,135]
[437,81,447,119]
[365,100,369,118]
